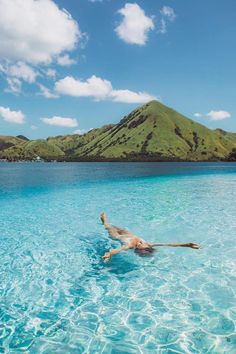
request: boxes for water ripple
[0,164,236,353]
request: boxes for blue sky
[0,0,235,138]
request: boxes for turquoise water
[0,162,236,353]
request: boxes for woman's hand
[102,245,131,262]
[188,243,200,249]
[102,251,112,262]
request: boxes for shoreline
[1,158,236,163]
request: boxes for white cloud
[160,6,176,21]
[5,77,22,94]
[159,6,176,34]
[206,110,231,121]
[31,125,38,130]
[111,89,157,104]
[41,116,78,127]
[74,128,93,135]
[7,62,37,83]
[0,0,81,64]
[0,61,37,93]
[38,84,59,99]
[159,19,167,34]
[55,75,112,100]
[0,106,25,124]
[194,113,202,118]
[115,3,154,45]
[46,69,57,78]
[54,75,157,104]
[57,54,76,66]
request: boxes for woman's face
[134,240,155,256]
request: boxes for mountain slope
[0,101,235,161]
[0,135,26,151]
[72,101,236,161]
[0,139,65,160]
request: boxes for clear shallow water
[0,162,236,353]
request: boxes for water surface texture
[0,162,236,353]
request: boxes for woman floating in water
[100,212,200,262]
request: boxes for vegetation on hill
[0,101,235,161]
[16,135,29,141]
[0,136,26,152]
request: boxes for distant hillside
[0,136,26,152]
[16,135,29,141]
[1,101,236,161]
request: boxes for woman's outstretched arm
[102,244,131,262]
[151,242,200,249]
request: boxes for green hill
[0,135,26,151]
[0,101,235,161]
[0,139,64,160]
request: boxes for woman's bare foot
[100,212,106,224]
